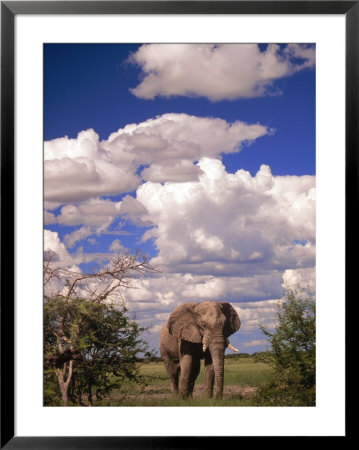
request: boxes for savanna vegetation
[98,356,273,406]
[43,252,157,406]
[44,251,315,408]
[253,287,316,406]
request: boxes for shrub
[44,297,152,406]
[254,287,315,406]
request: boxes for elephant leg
[204,352,215,398]
[164,358,180,394]
[179,354,193,398]
[188,358,200,397]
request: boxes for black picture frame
[1,1,354,447]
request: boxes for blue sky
[44,43,316,353]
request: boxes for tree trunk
[88,383,93,407]
[59,382,69,403]
[55,360,73,405]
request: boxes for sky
[43,43,316,354]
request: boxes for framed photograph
[1,1,354,446]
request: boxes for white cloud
[282,267,316,291]
[45,113,269,228]
[44,229,78,269]
[141,160,202,183]
[56,198,120,227]
[136,159,315,276]
[64,226,93,248]
[44,115,268,203]
[121,270,303,320]
[117,195,152,227]
[284,43,316,68]
[44,210,56,225]
[104,113,269,179]
[45,128,100,161]
[44,229,113,269]
[44,129,140,204]
[109,239,128,253]
[242,339,268,348]
[232,299,281,332]
[129,43,315,101]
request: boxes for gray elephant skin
[159,301,241,399]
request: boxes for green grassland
[98,356,272,406]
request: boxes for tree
[44,251,158,405]
[255,287,316,406]
[44,297,151,405]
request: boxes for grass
[96,356,273,406]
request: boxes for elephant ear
[167,303,202,343]
[220,302,241,337]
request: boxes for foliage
[44,297,152,406]
[43,251,158,406]
[43,372,63,406]
[254,287,316,406]
[225,353,251,359]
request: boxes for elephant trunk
[210,333,226,399]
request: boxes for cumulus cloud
[117,195,152,227]
[135,158,315,276]
[45,114,268,207]
[56,198,120,227]
[129,43,315,101]
[123,272,285,313]
[44,129,140,204]
[141,160,203,183]
[232,299,281,331]
[44,229,78,269]
[282,267,316,291]
[104,113,269,180]
[44,113,269,227]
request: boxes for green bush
[44,297,152,406]
[254,287,315,406]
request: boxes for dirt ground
[123,384,257,401]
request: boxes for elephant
[159,301,241,399]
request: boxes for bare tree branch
[44,250,160,303]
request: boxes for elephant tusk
[202,344,207,352]
[228,343,239,352]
